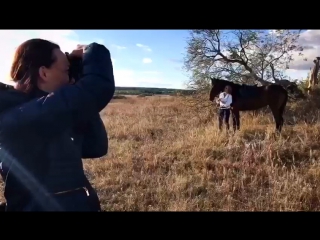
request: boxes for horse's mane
[211,78,260,88]
[211,78,242,87]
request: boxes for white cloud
[0,30,108,85]
[136,43,152,52]
[109,57,164,87]
[113,69,161,87]
[0,30,183,89]
[113,69,136,86]
[268,30,285,36]
[111,44,126,50]
[240,30,320,81]
[286,30,320,80]
[208,31,316,81]
[113,69,182,88]
[141,71,161,75]
[284,69,309,81]
[142,58,152,64]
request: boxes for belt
[53,187,89,196]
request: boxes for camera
[65,52,83,83]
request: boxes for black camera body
[65,52,83,83]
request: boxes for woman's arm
[81,113,108,159]
[219,93,228,103]
[0,43,115,137]
[216,92,223,104]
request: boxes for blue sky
[0,30,191,89]
[77,30,191,89]
[0,30,316,89]
[74,29,309,88]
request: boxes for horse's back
[237,84,261,99]
[265,83,288,94]
[235,84,286,110]
[234,97,268,110]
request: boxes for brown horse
[209,78,288,132]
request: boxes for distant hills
[115,86,195,96]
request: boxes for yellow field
[1,94,320,211]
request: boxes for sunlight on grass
[2,94,320,211]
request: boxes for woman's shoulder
[0,82,29,115]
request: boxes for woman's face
[38,49,70,93]
[225,86,231,93]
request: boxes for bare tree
[184,30,304,89]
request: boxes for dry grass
[2,94,320,211]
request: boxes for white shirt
[216,92,232,109]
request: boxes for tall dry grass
[2,94,320,211]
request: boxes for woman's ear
[38,66,47,81]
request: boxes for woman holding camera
[0,39,115,211]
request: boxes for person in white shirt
[216,85,233,131]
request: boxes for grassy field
[114,86,194,96]
[2,94,320,211]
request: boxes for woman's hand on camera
[70,44,87,58]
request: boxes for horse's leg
[277,93,288,132]
[269,88,288,133]
[269,105,280,132]
[232,109,240,131]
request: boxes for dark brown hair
[10,38,60,93]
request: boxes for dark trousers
[218,108,230,130]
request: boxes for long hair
[10,38,60,94]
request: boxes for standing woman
[0,39,115,211]
[216,85,232,131]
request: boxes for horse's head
[209,77,228,101]
[287,83,305,98]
